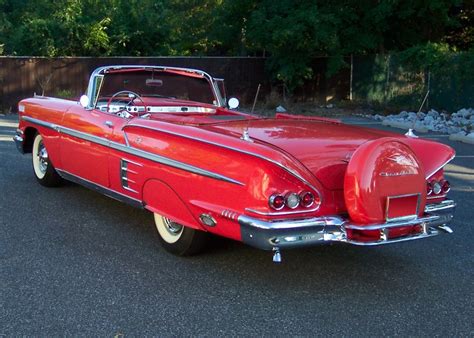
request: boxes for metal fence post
[349,54,353,101]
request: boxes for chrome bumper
[13,131,24,154]
[239,200,455,250]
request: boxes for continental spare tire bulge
[344,137,427,225]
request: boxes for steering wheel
[106,90,148,118]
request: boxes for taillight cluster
[427,179,450,197]
[269,191,321,211]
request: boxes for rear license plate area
[385,193,420,221]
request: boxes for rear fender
[142,179,204,231]
[403,138,455,178]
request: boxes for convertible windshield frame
[84,65,225,110]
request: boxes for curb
[448,133,474,145]
[381,120,429,133]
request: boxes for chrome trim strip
[146,106,216,114]
[346,227,445,246]
[22,116,59,131]
[239,215,344,230]
[122,167,138,174]
[121,157,143,167]
[424,200,456,213]
[56,169,143,209]
[426,154,455,179]
[427,194,447,200]
[123,130,131,147]
[123,186,139,194]
[245,206,320,216]
[22,116,243,186]
[344,215,441,231]
[124,123,319,193]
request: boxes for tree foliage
[0,0,470,90]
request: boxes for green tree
[0,0,466,91]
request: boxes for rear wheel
[32,133,62,187]
[153,213,208,256]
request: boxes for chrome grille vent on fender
[120,159,142,194]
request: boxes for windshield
[96,69,218,106]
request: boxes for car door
[59,105,124,187]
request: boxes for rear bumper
[239,200,455,250]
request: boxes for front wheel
[154,213,208,256]
[32,133,62,187]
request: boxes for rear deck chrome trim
[22,116,244,186]
[425,154,456,179]
[124,123,319,193]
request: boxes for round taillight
[427,182,433,195]
[300,191,315,207]
[441,180,451,193]
[313,193,322,208]
[432,181,442,195]
[269,194,285,210]
[286,193,300,209]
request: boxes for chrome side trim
[426,154,455,179]
[124,123,319,193]
[22,116,59,131]
[21,116,243,186]
[56,169,143,209]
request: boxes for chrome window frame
[84,65,225,110]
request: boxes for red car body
[14,65,456,261]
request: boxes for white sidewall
[32,134,46,180]
[154,213,184,244]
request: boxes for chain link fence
[352,54,474,112]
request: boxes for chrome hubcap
[37,142,48,174]
[163,218,184,235]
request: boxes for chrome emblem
[379,171,413,177]
[387,154,414,166]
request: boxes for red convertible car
[14,65,455,262]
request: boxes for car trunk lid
[201,118,392,190]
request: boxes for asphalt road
[1,114,473,335]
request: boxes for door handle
[105,121,114,128]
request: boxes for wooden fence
[0,56,350,112]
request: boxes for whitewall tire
[153,213,208,256]
[32,133,62,187]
